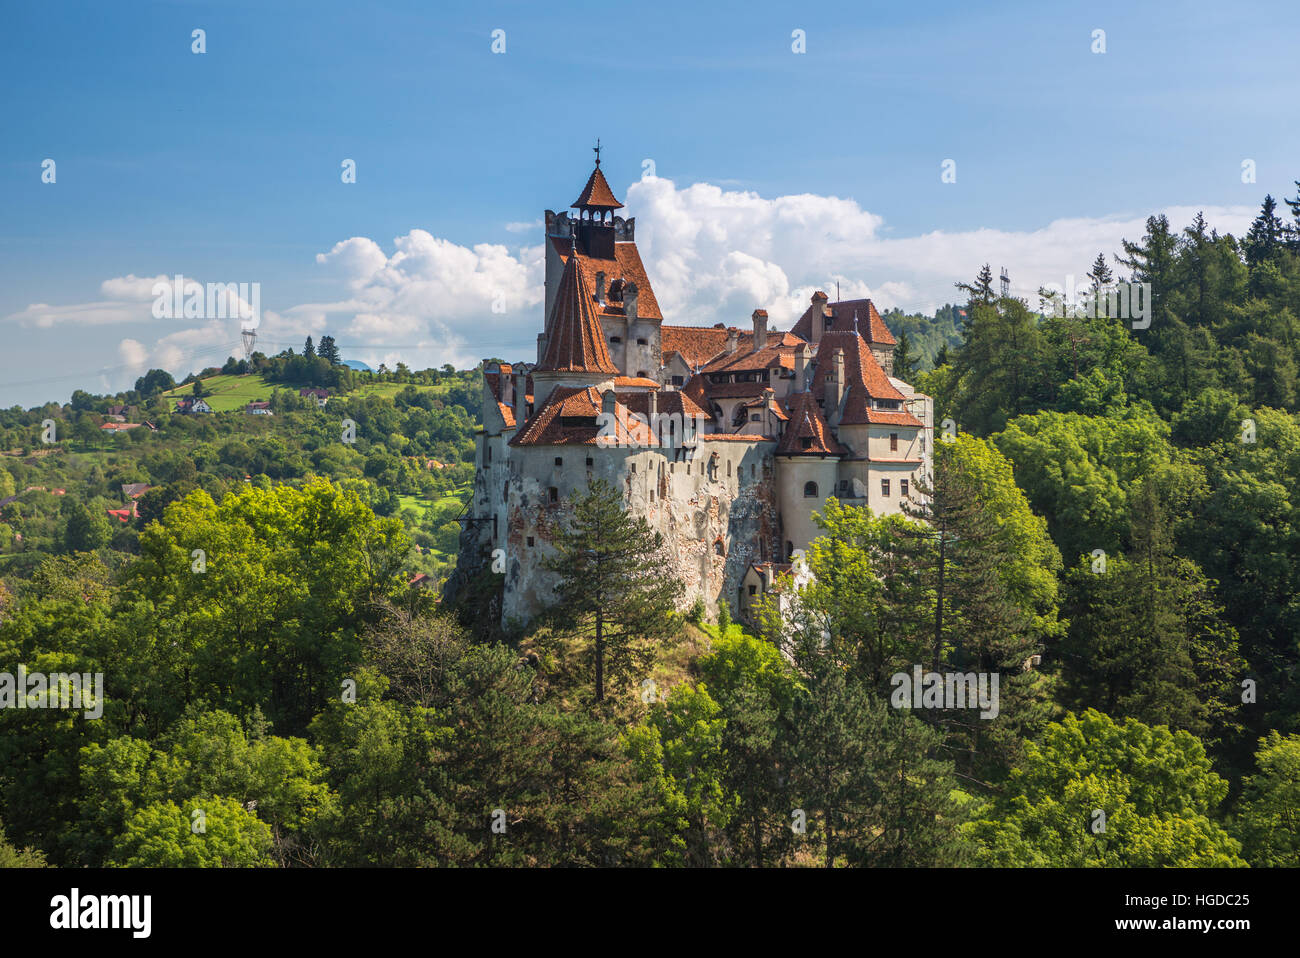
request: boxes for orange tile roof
[572,166,623,209]
[790,296,896,346]
[811,331,921,427]
[550,237,663,323]
[484,365,534,428]
[777,391,846,456]
[613,375,659,388]
[538,256,618,375]
[510,386,656,447]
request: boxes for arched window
[803,481,818,498]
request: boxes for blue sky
[2,0,1297,407]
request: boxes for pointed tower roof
[572,166,624,210]
[538,254,618,375]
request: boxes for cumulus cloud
[1,178,1258,395]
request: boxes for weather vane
[593,138,601,167]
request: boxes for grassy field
[161,374,279,412]
[348,381,443,402]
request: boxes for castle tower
[531,252,618,407]
[542,149,663,381]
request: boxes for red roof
[811,331,921,427]
[572,166,624,210]
[790,295,896,346]
[777,392,845,456]
[484,364,534,428]
[510,386,656,447]
[549,237,663,323]
[538,256,618,375]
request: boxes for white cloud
[1,179,1258,397]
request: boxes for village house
[246,401,273,415]
[454,156,933,627]
[299,387,330,407]
[174,397,212,414]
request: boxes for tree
[542,479,683,703]
[964,710,1245,867]
[0,818,46,867]
[110,797,274,867]
[318,335,340,365]
[953,297,1047,434]
[1086,253,1113,289]
[955,263,996,307]
[1235,732,1300,866]
[1245,194,1286,268]
[303,336,316,359]
[892,330,919,381]
[134,369,175,397]
[64,502,111,553]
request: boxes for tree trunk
[595,608,605,702]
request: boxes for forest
[3,188,1300,867]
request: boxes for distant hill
[341,359,373,371]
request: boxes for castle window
[610,336,622,344]
[748,584,757,596]
[554,456,563,467]
[671,375,683,386]
[630,462,636,473]
[503,482,508,502]
[586,456,594,468]
[838,478,849,492]
[637,370,648,378]
[636,338,647,346]
[921,435,926,452]
[493,515,497,539]
[714,540,725,556]
[548,487,558,503]
[803,481,818,498]
[750,414,761,422]
[727,460,732,477]
[527,536,535,547]
[901,479,909,497]
[801,438,813,449]
[786,541,794,560]
[881,479,891,497]
[889,433,898,451]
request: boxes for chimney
[827,346,845,419]
[602,388,617,419]
[725,327,739,354]
[501,367,514,407]
[795,343,811,392]
[752,309,768,351]
[625,281,639,323]
[647,390,658,439]
[762,386,775,433]
[595,271,606,306]
[512,371,526,428]
[537,332,548,364]
[810,291,829,345]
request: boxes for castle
[459,157,933,628]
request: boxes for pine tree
[543,479,683,703]
[1087,253,1113,289]
[318,335,340,365]
[1283,180,1300,250]
[1245,195,1285,268]
[955,264,996,308]
[303,336,316,359]
[893,329,919,380]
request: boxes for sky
[1,0,1296,408]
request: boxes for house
[121,483,151,499]
[175,397,212,414]
[299,387,330,407]
[408,572,432,588]
[106,501,139,523]
[100,422,143,433]
[451,155,933,629]
[246,401,273,415]
[107,404,139,419]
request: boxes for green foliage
[1234,732,1300,866]
[964,710,1245,867]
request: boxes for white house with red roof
[455,155,932,627]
